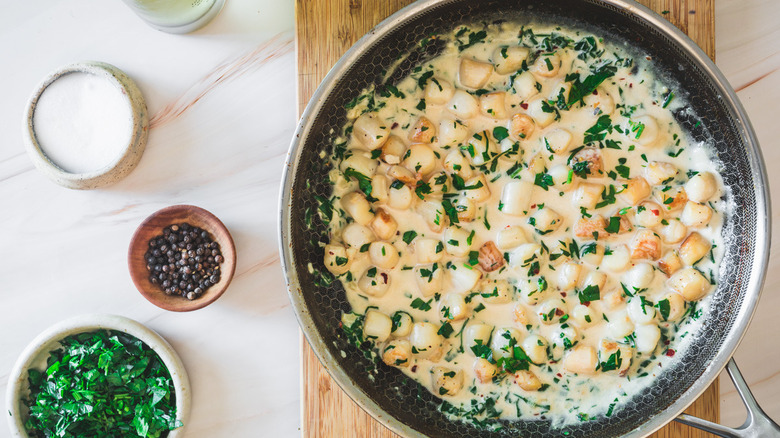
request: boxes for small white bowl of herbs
[6,314,190,438]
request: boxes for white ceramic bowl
[6,314,190,437]
[22,61,148,190]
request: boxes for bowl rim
[5,314,191,438]
[22,61,149,190]
[127,204,237,312]
[278,0,770,437]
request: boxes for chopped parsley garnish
[466,230,475,246]
[604,216,622,233]
[470,340,494,362]
[574,36,604,60]
[417,70,434,89]
[390,312,408,332]
[533,172,555,191]
[402,230,418,244]
[628,119,645,139]
[497,345,532,373]
[378,83,405,99]
[656,298,671,321]
[606,397,620,417]
[467,251,480,267]
[571,160,591,179]
[415,180,432,199]
[23,330,182,438]
[343,168,377,201]
[580,242,598,257]
[507,162,524,179]
[540,99,561,120]
[615,158,630,179]
[438,322,454,338]
[451,174,484,191]
[314,195,334,226]
[578,285,601,303]
[662,90,675,108]
[419,263,439,283]
[583,115,612,143]
[411,298,433,311]
[527,260,541,277]
[492,126,510,142]
[595,185,617,209]
[455,28,488,51]
[566,63,617,106]
[668,148,685,158]
[599,350,622,372]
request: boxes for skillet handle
[674,358,780,437]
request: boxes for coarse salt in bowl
[23,61,148,190]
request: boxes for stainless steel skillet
[279,0,777,436]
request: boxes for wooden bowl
[128,205,236,311]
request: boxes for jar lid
[23,61,148,190]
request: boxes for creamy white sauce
[321,23,725,427]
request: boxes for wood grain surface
[127,204,237,312]
[296,1,718,436]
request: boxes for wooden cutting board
[296,1,718,436]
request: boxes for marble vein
[150,35,294,129]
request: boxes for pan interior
[286,0,762,436]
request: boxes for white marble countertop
[0,0,777,436]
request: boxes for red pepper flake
[556,373,562,378]
[530,203,537,209]
[592,89,599,95]
[391,122,399,129]
[583,301,591,307]
[411,365,418,372]
[560,292,567,297]
[555,308,564,316]
[665,349,676,357]
[652,209,660,216]
[520,102,529,110]
[664,339,670,345]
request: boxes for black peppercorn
[144,222,225,300]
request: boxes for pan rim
[279,0,771,436]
